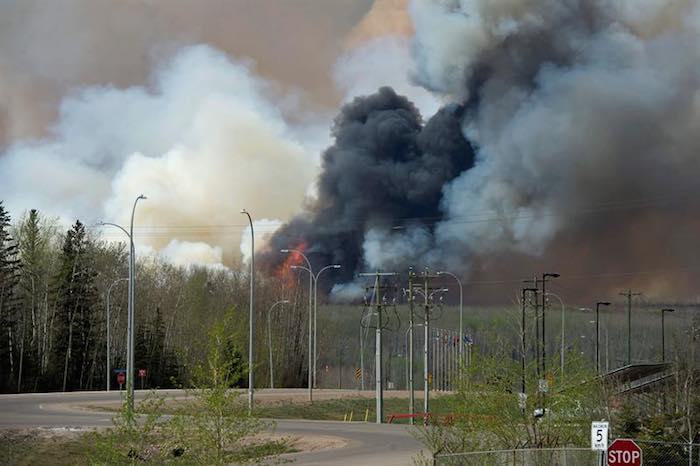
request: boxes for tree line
[0,201,311,393]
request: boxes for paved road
[0,389,424,465]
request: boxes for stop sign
[608,439,643,465]
[116,372,126,385]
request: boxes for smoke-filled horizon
[4,0,700,302]
[260,0,700,302]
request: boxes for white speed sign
[591,421,609,451]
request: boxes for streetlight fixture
[98,193,146,418]
[287,257,341,394]
[312,264,341,388]
[595,302,611,375]
[544,293,565,382]
[283,249,313,402]
[661,308,675,362]
[106,277,128,391]
[436,271,463,358]
[241,209,255,413]
[267,300,290,389]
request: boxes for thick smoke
[260,86,475,281]
[264,0,700,300]
[0,45,324,268]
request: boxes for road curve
[0,390,424,465]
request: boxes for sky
[3,0,700,304]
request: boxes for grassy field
[0,430,88,466]
[253,395,456,423]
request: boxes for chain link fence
[634,440,700,466]
[433,442,700,465]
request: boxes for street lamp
[283,249,313,402]
[267,300,290,389]
[241,209,255,413]
[541,273,560,376]
[106,278,128,391]
[312,264,341,388]
[98,193,146,417]
[661,308,675,362]
[595,302,611,375]
[436,271,463,357]
[287,256,341,395]
[544,293,565,382]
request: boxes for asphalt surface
[0,389,424,465]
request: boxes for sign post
[138,368,147,390]
[608,438,643,466]
[116,371,125,390]
[591,421,609,465]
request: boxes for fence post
[689,441,692,466]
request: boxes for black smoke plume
[260,86,474,282]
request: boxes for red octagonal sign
[608,438,643,465]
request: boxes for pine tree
[0,201,21,391]
[16,209,53,391]
[50,220,98,391]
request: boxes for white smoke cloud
[0,45,327,261]
[160,239,226,270]
[333,36,442,117]
[330,281,365,303]
[362,226,434,270]
[240,218,283,264]
[400,0,700,274]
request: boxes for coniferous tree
[0,201,21,391]
[50,220,98,391]
[16,209,56,391]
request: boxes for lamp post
[595,302,611,375]
[436,271,463,357]
[541,273,560,377]
[98,193,146,417]
[312,264,341,388]
[266,300,289,389]
[106,278,128,391]
[241,209,255,413]
[544,293,565,382]
[661,308,675,362]
[283,249,313,402]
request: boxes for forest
[0,201,319,393]
[0,200,694,394]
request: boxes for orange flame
[276,242,309,289]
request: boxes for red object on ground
[116,372,126,385]
[608,439,643,465]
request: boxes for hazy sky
[0,0,375,145]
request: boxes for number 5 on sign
[591,421,609,451]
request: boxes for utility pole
[540,273,560,378]
[358,271,397,424]
[413,268,445,418]
[619,289,642,366]
[523,278,540,380]
[521,287,538,406]
[407,267,416,425]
